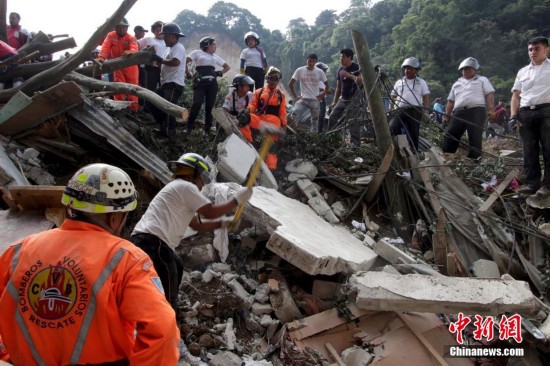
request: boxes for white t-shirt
[187,50,226,67]
[223,90,253,114]
[391,77,430,108]
[138,37,167,57]
[132,179,210,249]
[291,66,327,99]
[512,59,550,107]
[448,75,495,110]
[160,42,186,86]
[239,47,265,68]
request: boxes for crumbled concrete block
[351,272,540,315]
[342,346,373,366]
[189,271,203,281]
[227,279,254,309]
[373,239,417,264]
[211,263,232,273]
[251,302,273,316]
[254,283,271,303]
[208,350,242,366]
[202,269,220,283]
[221,272,239,284]
[288,172,308,182]
[285,158,318,179]
[188,243,215,265]
[240,275,260,293]
[245,313,264,334]
[296,178,339,224]
[21,147,40,160]
[331,201,347,219]
[472,259,500,278]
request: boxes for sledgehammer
[231,122,285,229]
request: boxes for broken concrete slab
[350,271,540,315]
[295,178,339,224]
[0,138,28,186]
[0,210,53,254]
[244,186,378,276]
[311,280,342,300]
[216,133,277,189]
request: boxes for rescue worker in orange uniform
[0,163,179,365]
[238,66,287,170]
[97,18,140,112]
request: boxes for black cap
[134,25,148,33]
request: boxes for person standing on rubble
[138,21,166,93]
[0,163,179,365]
[315,62,331,132]
[148,23,187,140]
[131,153,252,310]
[288,53,329,132]
[511,36,550,198]
[96,18,140,112]
[239,66,287,170]
[328,48,362,149]
[443,57,495,161]
[240,31,267,88]
[185,36,230,136]
[389,57,431,152]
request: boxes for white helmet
[61,163,137,213]
[401,57,421,70]
[458,57,480,71]
[244,31,260,45]
[315,62,329,73]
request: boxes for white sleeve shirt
[239,47,265,68]
[448,75,495,110]
[160,42,186,86]
[131,179,210,249]
[512,59,550,107]
[391,77,430,108]
[291,66,328,99]
[188,50,226,67]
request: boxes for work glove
[233,187,253,205]
[486,109,495,121]
[215,70,223,77]
[151,54,163,63]
[509,115,521,128]
[443,115,450,126]
[240,68,245,74]
[94,57,105,63]
[122,50,135,57]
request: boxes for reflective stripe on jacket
[0,219,179,365]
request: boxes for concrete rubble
[243,185,378,276]
[350,271,540,315]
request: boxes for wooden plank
[365,144,394,202]
[434,210,448,275]
[397,313,449,366]
[446,252,457,277]
[325,343,346,366]
[287,303,371,341]
[418,166,442,215]
[0,82,83,136]
[8,185,65,210]
[478,168,519,213]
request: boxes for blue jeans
[518,106,550,189]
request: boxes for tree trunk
[64,71,188,121]
[0,49,153,83]
[0,0,138,103]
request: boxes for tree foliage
[174,0,550,100]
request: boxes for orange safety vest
[99,31,138,60]
[0,219,179,365]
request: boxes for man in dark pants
[328,48,362,148]
[443,57,495,160]
[148,23,186,139]
[511,36,550,197]
[389,57,430,152]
